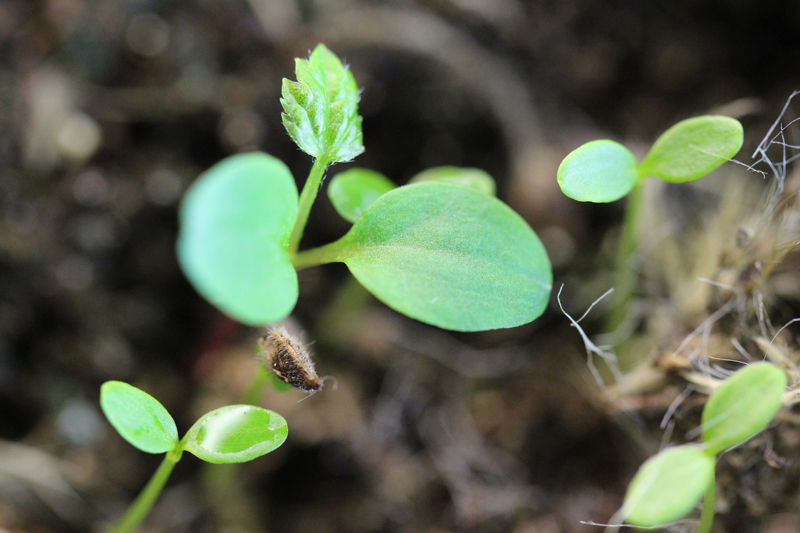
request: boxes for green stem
[697,478,716,533]
[291,240,348,271]
[288,157,330,255]
[241,364,271,406]
[110,449,181,533]
[606,179,644,332]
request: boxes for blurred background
[2,1,800,532]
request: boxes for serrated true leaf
[409,166,496,196]
[328,168,396,223]
[701,362,786,455]
[177,153,298,326]
[622,445,715,527]
[181,405,288,464]
[325,182,552,331]
[281,44,363,163]
[557,140,639,202]
[640,115,743,183]
[100,381,179,454]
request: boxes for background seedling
[327,165,496,224]
[619,362,786,532]
[409,166,496,196]
[327,168,397,223]
[557,116,744,329]
[177,44,552,333]
[100,381,287,533]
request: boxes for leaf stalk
[289,157,330,255]
[291,240,348,270]
[697,478,716,533]
[110,449,182,533]
[607,178,644,331]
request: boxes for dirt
[3,1,800,532]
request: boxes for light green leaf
[329,182,552,331]
[177,153,299,326]
[328,168,397,223]
[623,445,715,527]
[640,116,743,183]
[410,166,496,196]
[100,381,179,454]
[557,140,639,203]
[701,362,786,455]
[181,405,288,464]
[281,44,364,163]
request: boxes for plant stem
[697,478,716,533]
[291,240,348,271]
[606,179,644,332]
[241,363,271,406]
[110,449,182,533]
[288,157,330,255]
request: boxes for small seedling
[177,44,552,332]
[327,165,496,222]
[619,362,786,532]
[100,381,287,533]
[408,166,496,196]
[557,116,744,328]
[327,168,397,223]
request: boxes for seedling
[326,165,496,224]
[619,362,786,532]
[177,44,552,333]
[557,116,744,329]
[100,381,288,533]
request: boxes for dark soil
[2,1,800,532]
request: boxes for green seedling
[100,381,287,533]
[622,445,716,527]
[408,166,496,196]
[327,165,496,224]
[328,168,397,223]
[620,362,786,532]
[177,44,552,332]
[557,116,744,328]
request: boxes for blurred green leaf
[182,405,288,464]
[640,116,743,183]
[177,153,298,326]
[270,370,293,392]
[557,140,639,202]
[328,168,396,223]
[702,362,786,455]
[281,44,364,163]
[328,182,552,331]
[409,166,496,196]
[100,381,179,454]
[623,445,715,527]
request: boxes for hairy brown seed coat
[258,327,321,392]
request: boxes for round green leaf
[181,405,288,464]
[640,116,743,183]
[334,182,552,331]
[177,153,299,326]
[701,362,786,455]
[623,445,715,527]
[328,168,397,223]
[557,140,639,203]
[100,381,179,454]
[409,166,496,196]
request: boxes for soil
[3,1,800,532]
